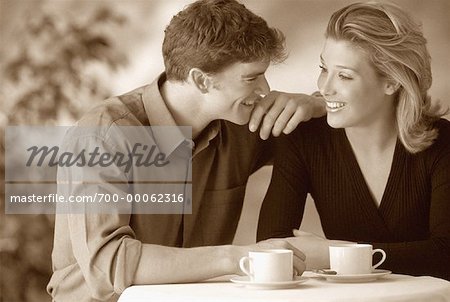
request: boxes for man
[47,0,325,301]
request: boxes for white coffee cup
[329,244,386,275]
[239,249,293,282]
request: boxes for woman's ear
[384,81,401,96]
[188,68,210,94]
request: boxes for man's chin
[222,113,251,126]
[232,117,251,126]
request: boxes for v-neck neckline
[337,128,406,220]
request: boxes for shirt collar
[193,120,222,156]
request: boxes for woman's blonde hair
[326,2,447,153]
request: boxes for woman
[257,2,450,280]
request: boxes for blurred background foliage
[3,6,127,125]
[0,0,449,301]
[1,2,129,301]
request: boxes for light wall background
[105,0,450,103]
[0,1,448,299]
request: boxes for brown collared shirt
[47,74,272,301]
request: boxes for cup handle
[372,249,386,270]
[239,256,253,279]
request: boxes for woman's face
[317,38,395,129]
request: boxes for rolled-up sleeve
[58,135,142,300]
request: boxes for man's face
[206,60,271,125]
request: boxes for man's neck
[160,79,212,139]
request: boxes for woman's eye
[245,77,257,82]
[339,74,352,80]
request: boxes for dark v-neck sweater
[257,117,450,280]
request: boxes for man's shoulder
[76,85,148,128]
[61,86,151,148]
[220,121,263,146]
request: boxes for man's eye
[245,77,257,82]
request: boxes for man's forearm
[133,244,246,284]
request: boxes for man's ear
[384,80,400,96]
[188,68,211,93]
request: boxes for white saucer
[312,269,392,283]
[230,276,308,289]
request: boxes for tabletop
[118,271,450,302]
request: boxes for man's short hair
[163,0,286,81]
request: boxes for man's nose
[255,76,270,96]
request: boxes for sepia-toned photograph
[1,0,449,301]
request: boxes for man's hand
[249,91,326,140]
[290,229,353,270]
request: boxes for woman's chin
[326,115,345,129]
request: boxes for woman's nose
[318,74,335,97]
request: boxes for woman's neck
[344,116,398,207]
[345,117,397,155]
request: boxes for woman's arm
[372,144,450,280]
[257,131,310,241]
